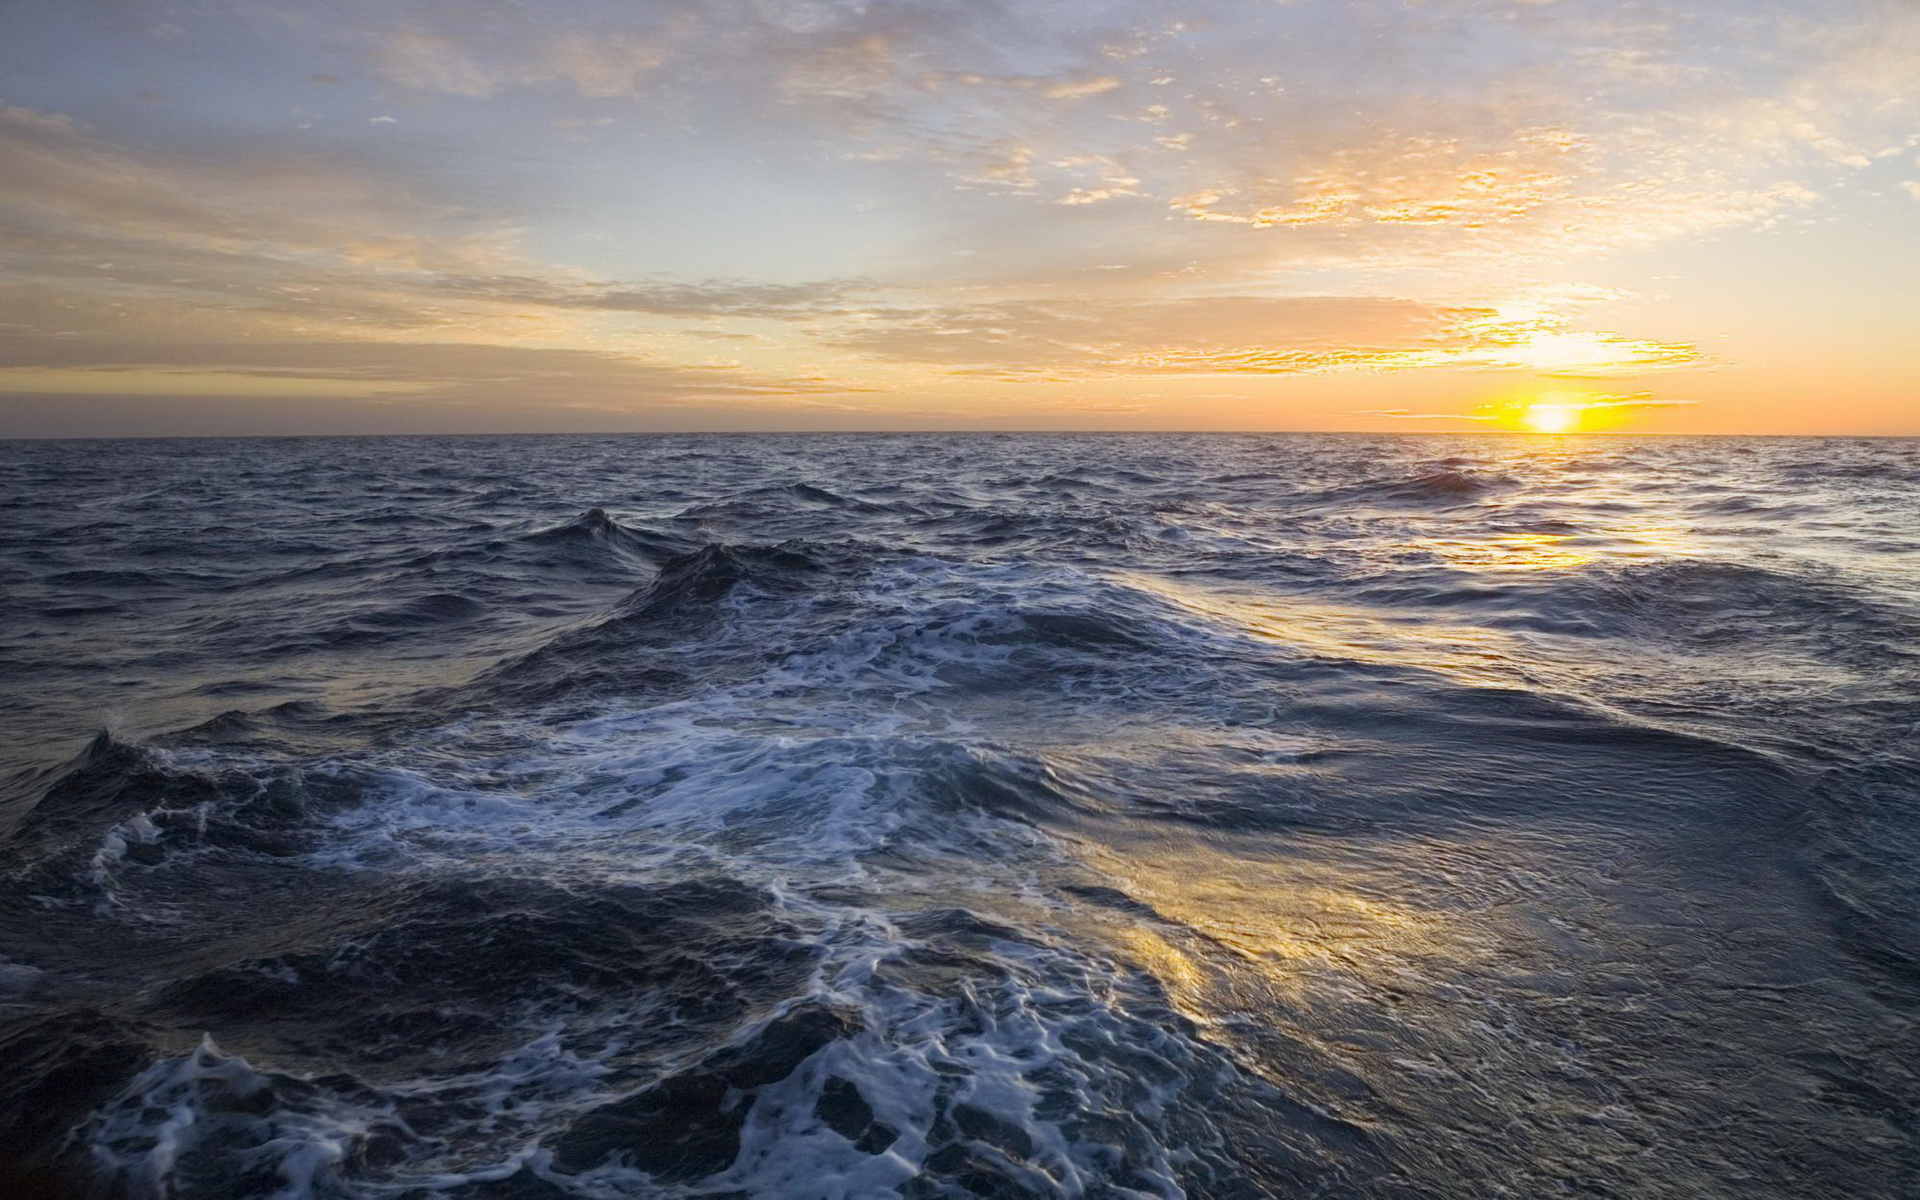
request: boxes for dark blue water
[1,433,1916,1198]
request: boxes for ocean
[0,433,1914,1198]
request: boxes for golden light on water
[1433,532,1591,571]
[1120,572,1531,689]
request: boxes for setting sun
[1474,391,1622,433]
[1522,402,1584,434]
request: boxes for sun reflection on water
[1429,532,1592,571]
[1063,835,1485,1021]
[1119,571,1530,689]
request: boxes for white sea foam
[77,1036,393,1200]
[70,560,1253,1195]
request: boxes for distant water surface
[0,433,1915,1198]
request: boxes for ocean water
[0,433,1915,1199]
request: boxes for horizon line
[3,429,1917,442]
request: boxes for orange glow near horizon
[1474,391,1626,434]
[1521,402,1583,434]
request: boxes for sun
[1521,402,1583,433]
[1473,389,1612,433]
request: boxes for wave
[621,541,829,613]
[330,591,489,641]
[677,482,892,521]
[1,733,358,903]
[149,873,814,1068]
[1504,558,1913,658]
[41,568,211,590]
[1312,464,1516,509]
[60,905,1361,1198]
[0,1008,155,1199]
[1801,758,1920,999]
[3,702,1358,1195]
[468,541,838,706]
[523,506,692,563]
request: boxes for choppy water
[1,433,1916,1199]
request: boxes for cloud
[1440,307,1704,375]
[828,294,1700,380]
[1043,76,1123,101]
[830,296,1458,378]
[0,105,864,333]
[423,276,866,319]
[0,104,868,417]
[208,2,1920,288]
[0,105,516,276]
[0,338,868,410]
[371,30,496,97]
[544,34,669,97]
[1170,129,1589,231]
[1358,393,1700,423]
[348,13,680,99]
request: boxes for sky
[0,0,1914,436]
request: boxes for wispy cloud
[829,295,1701,380]
[1358,393,1701,425]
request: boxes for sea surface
[0,433,1916,1199]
